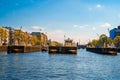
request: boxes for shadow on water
[48,53,77,57]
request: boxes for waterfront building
[110,26,120,40]
[31,32,48,46]
[40,33,48,46]
[31,32,41,39]
[0,26,9,46]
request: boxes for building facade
[40,33,48,46]
[110,26,120,40]
[31,32,48,46]
[0,27,10,45]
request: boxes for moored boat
[49,38,77,54]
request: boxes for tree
[91,39,98,47]
[30,35,38,46]
[23,32,29,46]
[113,36,120,47]
[13,29,25,45]
[90,34,112,48]
[99,34,108,48]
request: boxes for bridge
[77,45,87,49]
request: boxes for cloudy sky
[0,0,120,44]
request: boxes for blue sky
[0,0,120,44]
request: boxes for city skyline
[0,0,120,44]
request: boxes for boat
[49,38,77,54]
[41,46,48,52]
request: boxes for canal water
[0,49,120,80]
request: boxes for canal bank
[49,46,77,54]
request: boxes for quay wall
[0,46,7,51]
[86,48,117,55]
[7,46,41,53]
[49,46,77,54]
[24,46,41,53]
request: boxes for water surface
[0,49,120,80]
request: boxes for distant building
[31,32,41,39]
[110,28,116,40]
[0,27,10,45]
[3,27,14,46]
[110,26,120,40]
[40,33,48,46]
[31,32,48,46]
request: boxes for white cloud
[96,4,102,8]
[88,4,103,11]
[73,24,88,29]
[101,23,111,28]
[73,25,78,28]
[79,26,84,29]
[32,26,45,31]
[92,27,96,30]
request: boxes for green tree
[91,39,98,47]
[99,34,107,47]
[113,36,120,47]
[30,35,38,46]
[90,34,112,48]
[23,32,29,46]
[13,29,24,45]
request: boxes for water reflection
[0,51,7,55]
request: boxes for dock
[49,46,77,54]
[86,48,117,56]
[49,38,77,54]
[7,46,41,53]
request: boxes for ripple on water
[0,50,120,80]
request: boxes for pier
[7,46,41,53]
[49,46,77,54]
[49,38,77,54]
[86,48,117,56]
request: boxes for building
[110,28,116,40]
[40,33,48,46]
[0,27,10,45]
[31,32,48,46]
[31,32,41,39]
[110,26,120,40]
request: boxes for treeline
[88,34,120,48]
